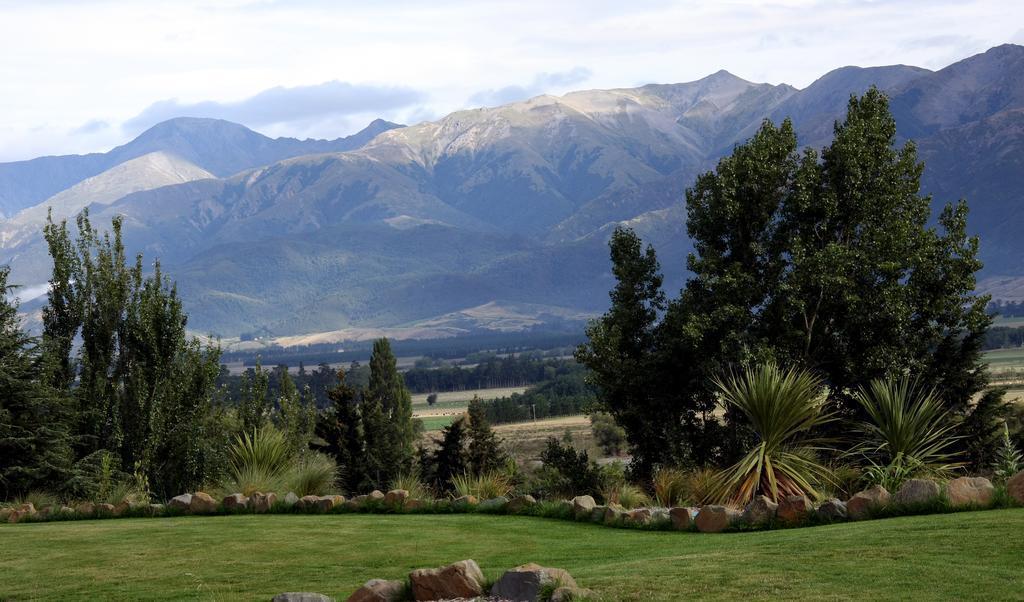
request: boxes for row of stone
[566,475,1012,533]
[337,559,589,602]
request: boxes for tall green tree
[313,369,365,493]
[465,396,505,475]
[0,268,74,498]
[575,227,669,476]
[276,368,316,458]
[431,417,467,493]
[361,338,414,488]
[41,210,224,498]
[582,88,996,471]
[237,360,270,435]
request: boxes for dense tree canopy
[579,88,995,475]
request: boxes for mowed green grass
[2,510,1023,600]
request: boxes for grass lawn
[2,509,1023,600]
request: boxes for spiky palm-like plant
[708,363,835,505]
[852,377,961,474]
[226,425,293,494]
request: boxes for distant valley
[2,44,1023,343]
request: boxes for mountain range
[2,44,1023,342]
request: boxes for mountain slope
[6,45,1024,336]
[0,118,402,216]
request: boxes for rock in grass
[491,562,577,601]
[695,505,740,533]
[741,495,778,525]
[1007,470,1024,505]
[97,503,116,516]
[251,492,277,513]
[298,495,320,511]
[669,507,696,530]
[507,495,536,513]
[571,495,596,517]
[190,492,218,514]
[603,505,627,525]
[816,498,847,521]
[345,578,404,602]
[589,505,608,523]
[272,593,334,602]
[315,496,339,512]
[777,494,812,524]
[478,496,509,512]
[169,494,192,511]
[147,503,165,516]
[0,507,11,522]
[384,489,409,507]
[626,508,652,526]
[409,559,485,600]
[283,492,300,507]
[452,495,478,508]
[367,490,386,503]
[846,485,890,519]
[945,477,995,508]
[223,493,249,511]
[75,501,96,515]
[893,479,941,507]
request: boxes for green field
[2,510,1023,600]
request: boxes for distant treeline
[479,369,597,425]
[402,354,576,394]
[217,354,588,409]
[988,300,1024,318]
[222,331,586,368]
[984,326,1024,351]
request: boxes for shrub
[852,377,961,475]
[652,467,688,507]
[861,453,926,492]
[537,437,605,500]
[285,453,338,497]
[389,473,434,501]
[708,363,835,504]
[605,483,650,509]
[682,467,721,505]
[451,472,512,500]
[223,426,293,496]
[993,423,1022,483]
[591,412,627,456]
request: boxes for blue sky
[0,0,1021,161]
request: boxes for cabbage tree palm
[708,363,835,505]
[852,377,961,474]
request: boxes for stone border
[4,472,1023,533]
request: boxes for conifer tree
[432,417,467,493]
[466,396,504,475]
[0,267,74,498]
[362,338,414,488]
[313,369,365,493]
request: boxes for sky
[1,0,1022,162]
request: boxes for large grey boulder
[571,495,596,517]
[946,476,995,508]
[345,579,404,602]
[478,496,509,512]
[168,494,192,511]
[846,485,890,519]
[816,498,848,521]
[741,495,778,525]
[409,559,485,600]
[223,493,249,511]
[893,479,941,506]
[251,491,277,513]
[384,489,409,507]
[491,563,577,601]
[507,495,536,513]
[283,492,300,508]
[777,494,812,524]
[669,507,695,530]
[695,505,740,533]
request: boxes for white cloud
[0,0,1021,161]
